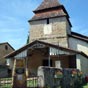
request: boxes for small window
[47,18,49,24]
[5,45,8,50]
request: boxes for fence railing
[27,76,39,88]
[0,76,39,88]
[0,78,12,88]
[0,70,87,88]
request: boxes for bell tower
[28,0,72,48]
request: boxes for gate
[27,76,39,88]
[0,77,39,88]
[0,78,12,88]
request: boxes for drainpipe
[48,47,51,67]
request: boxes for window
[44,24,52,34]
[42,59,52,66]
[55,60,61,68]
[6,59,10,66]
[44,18,52,35]
[5,45,8,50]
[69,55,76,68]
[47,18,49,24]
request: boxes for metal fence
[0,68,87,88]
[0,78,12,88]
[27,76,39,88]
[0,77,39,88]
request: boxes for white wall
[7,59,14,69]
[76,54,88,75]
[69,37,88,55]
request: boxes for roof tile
[34,0,61,12]
[30,9,66,21]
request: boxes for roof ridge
[71,32,88,39]
[0,42,15,50]
[5,40,88,59]
[0,42,8,45]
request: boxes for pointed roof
[34,0,61,12]
[29,0,72,27]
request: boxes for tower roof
[34,0,61,12]
[29,0,72,27]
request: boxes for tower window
[47,18,49,24]
[5,45,8,50]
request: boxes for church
[5,0,88,76]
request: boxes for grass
[83,83,88,88]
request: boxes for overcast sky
[0,0,88,50]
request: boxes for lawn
[83,83,88,88]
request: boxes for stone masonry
[29,17,71,48]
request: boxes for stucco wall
[8,59,14,69]
[76,54,88,75]
[29,17,71,48]
[69,37,88,55]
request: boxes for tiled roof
[30,9,66,21]
[29,0,72,26]
[5,40,88,58]
[69,32,88,42]
[0,42,15,50]
[34,0,61,12]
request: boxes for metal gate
[27,76,39,88]
[0,78,12,88]
[0,77,39,88]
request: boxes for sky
[0,0,88,50]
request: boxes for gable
[5,40,88,59]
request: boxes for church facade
[5,0,88,75]
[28,0,88,74]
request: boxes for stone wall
[0,43,14,65]
[29,17,71,48]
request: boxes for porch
[27,47,76,76]
[4,40,87,88]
